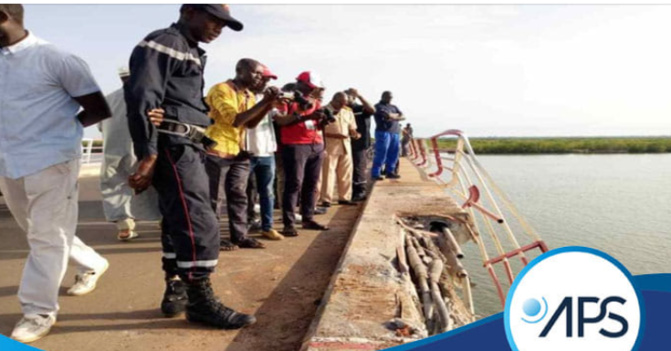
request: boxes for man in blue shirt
[0,4,112,343]
[372,91,405,180]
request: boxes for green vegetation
[434,137,671,154]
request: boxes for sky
[21,4,671,138]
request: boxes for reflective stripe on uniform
[176,260,218,268]
[138,40,202,66]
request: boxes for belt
[157,119,217,150]
[206,149,251,160]
[158,122,189,134]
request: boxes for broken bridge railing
[408,130,548,308]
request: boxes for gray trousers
[205,154,251,244]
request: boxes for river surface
[445,154,671,318]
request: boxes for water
[446,154,671,318]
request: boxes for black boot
[186,277,256,329]
[161,276,188,317]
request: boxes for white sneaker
[67,259,109,296]
[11,314,56,343]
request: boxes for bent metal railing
[408,130,548,308]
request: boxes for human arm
[388,112,404,121]
[349,88,375,115]
[207,84,277,129]
[272,101,326,127]
[53,52,112,127]
[74,92,112,128]
[239,87,281,129]
[347,109,361,139]
[124,35,181,192]
[324,132,348,139]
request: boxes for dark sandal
[220,239,239,251]
[237,238,266,249]
[282,227,299,237]
[302,220,329,231]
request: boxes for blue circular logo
[523,298,541,317]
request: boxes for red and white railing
[409,130,548,308]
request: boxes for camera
[319,107,336,124]
[279,90,312,110]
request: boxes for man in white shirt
[246,65,284,240]
[0,4,111,343]
[99,68,161,241]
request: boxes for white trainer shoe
[67,258,109,296]
[11,314,56,343]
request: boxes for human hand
[264,86,281,101]
[309,109,327,121]
[128,155,157,194]
[147,108,165,126]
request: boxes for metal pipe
[442,227,464,259]
[405,235,433,320]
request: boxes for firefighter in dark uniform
[125,4,255,329]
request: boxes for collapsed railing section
[408,130,548,308]
[396,217,475,335]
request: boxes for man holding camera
[276,72,331,237]
[320,92,360,207]
[126,4,256,329]
[204,58,282,250]
[245,64,285,241]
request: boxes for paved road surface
[0,175,362,351]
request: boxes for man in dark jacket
[125,4,255,329]
[345,88,375,201]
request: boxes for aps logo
[504,247,644,351]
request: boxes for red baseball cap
[261,65,277,80]
[296,71,324,89]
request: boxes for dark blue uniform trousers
[153,145,220,282]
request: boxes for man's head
[344,89,357,106]
[235,58,263,90]
[330,92,347,112]
[381,91,393,104]
[178,4,242,44]
[295,71,324,97]
[251,64,277,93]
[311,87,325,102]
[0,4,24,44]
[406,123,411,128]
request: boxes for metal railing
[81,138,104,164]
[409,130,548,308]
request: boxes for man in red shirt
[275,72,330,237]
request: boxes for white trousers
[0,159,106,317]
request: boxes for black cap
[183,4,243,31]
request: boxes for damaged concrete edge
[299,181,376,351]
[300,159,477,351]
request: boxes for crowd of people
[0,4,407,343]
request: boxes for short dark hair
[235,58,260,73]
[332,91,346,100]
[0,4,24,25]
